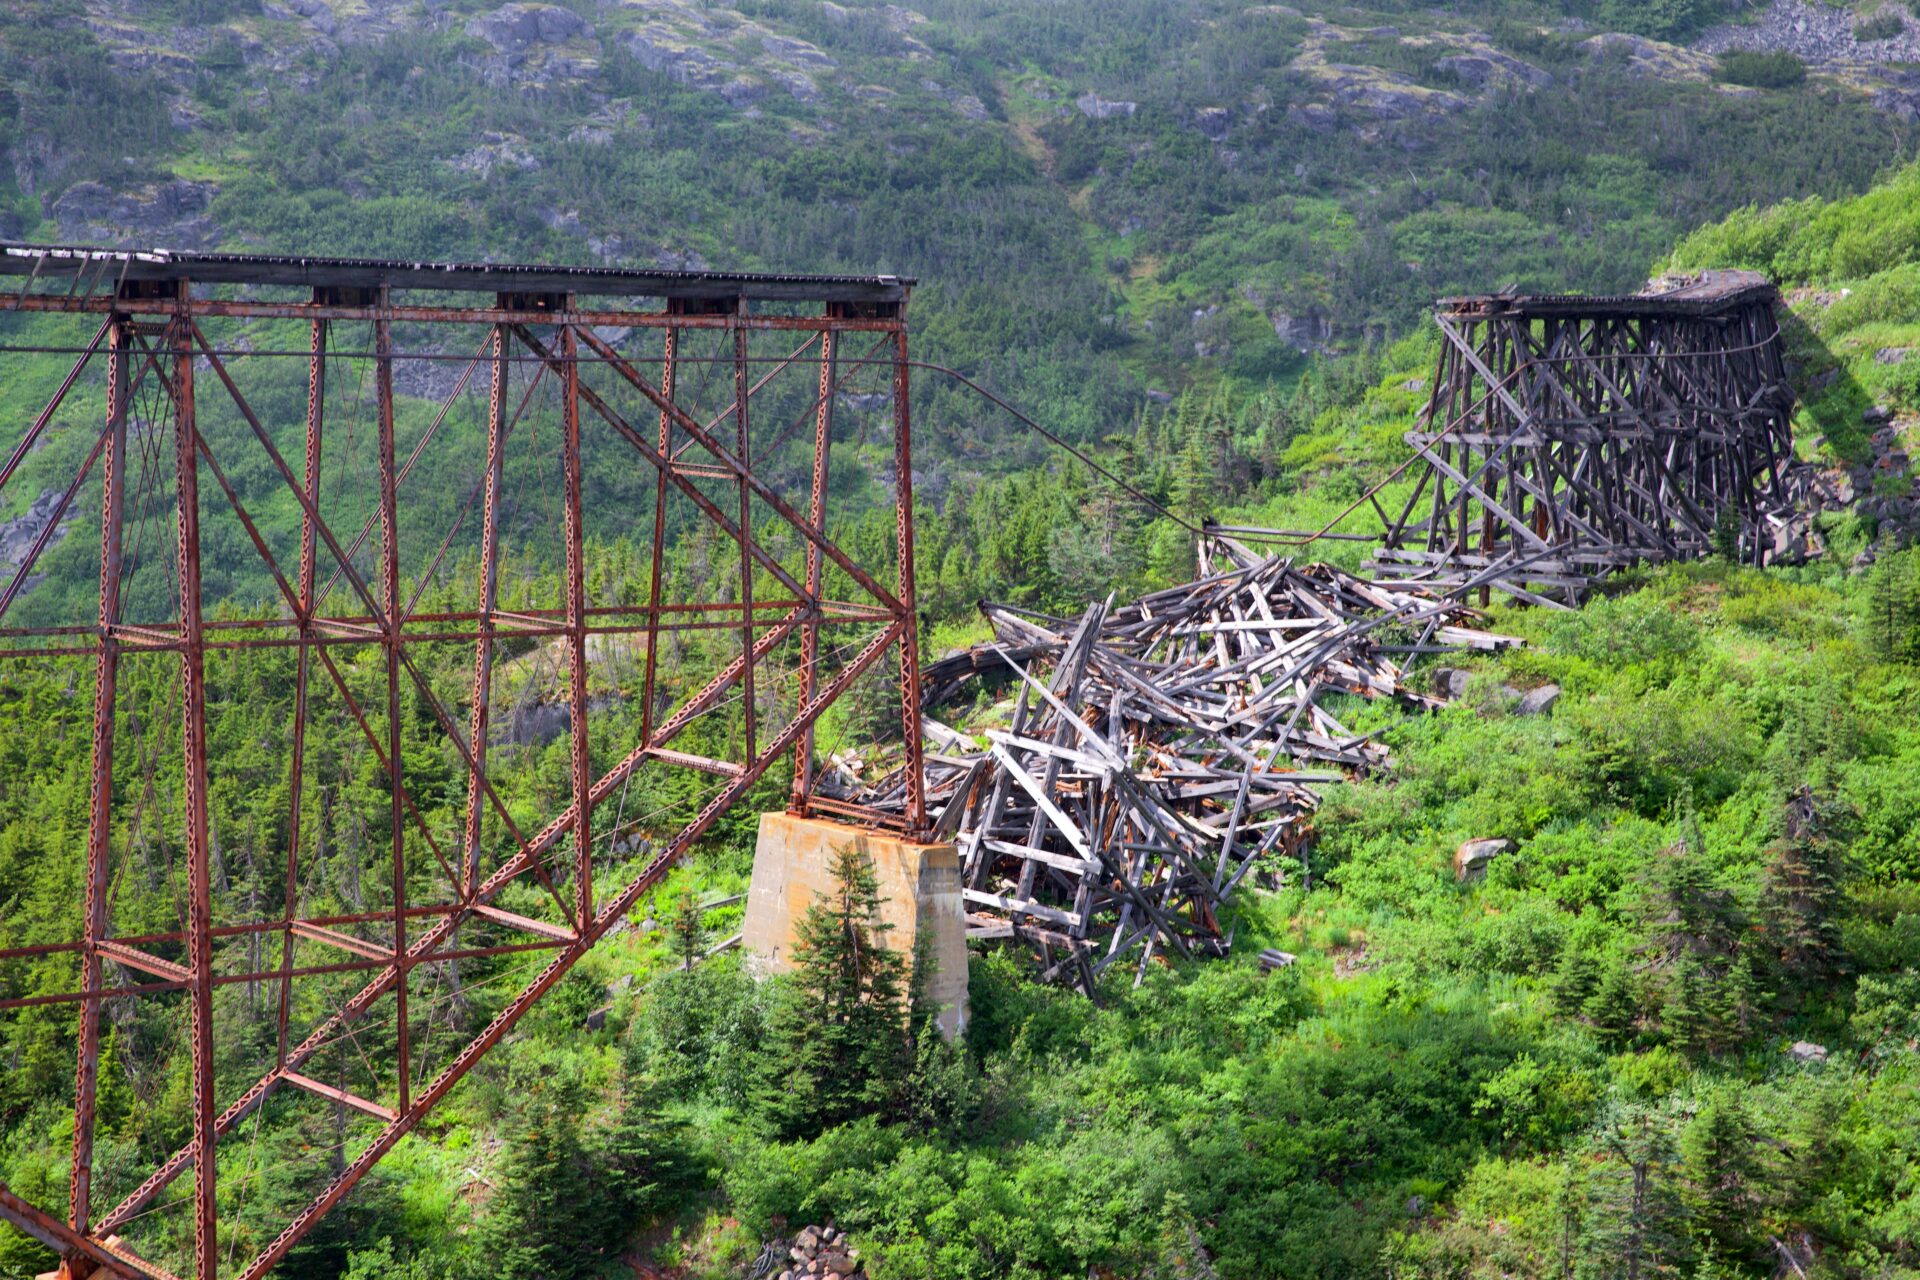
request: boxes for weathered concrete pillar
[742,812,970,1039]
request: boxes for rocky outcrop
[1581,32,1713,81]
[1193,105,1232,139]
[0,488,78,573]
[1845,409,1920,557]
[1076,91,1137,119]
[1698,0,1920,66]
[1515,683,1561,716]
[465,2,601,91]
[466,2,590,52]
[1269,308,1336,355]
[51,178,219,249]
[450,132,539,176]
[1433,50,1552,91]
[1787,1040,1829,1064]
[622,28,741,92]
[922,79,989,120]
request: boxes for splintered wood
[843,537,1520,995]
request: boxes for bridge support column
[743,813,970,1039]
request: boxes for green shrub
[1854,7,1908,41]
[1714,50,1809,89]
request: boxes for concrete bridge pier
[742,812,970,1039]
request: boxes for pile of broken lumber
[843,536,1521,995]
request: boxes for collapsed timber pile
[842,537,1521,993]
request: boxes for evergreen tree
[1585,956,1641,1047]
[900,935,983,1137]
[1640,831,1755,1056]
[1864,548,1919,661]
[1172,422,1219,521]
[602,1072,693,1226]
[1579,1104,1690,1280]
[1660,953,1715,1057]
[1552,946,1601,1021]
[1758,790,1848,999]
[1709,503,1741,562]
[478,1078,620,1280]
[1679,1091,1765,1264]
[667,885,705,972]
[758,843,909,1138]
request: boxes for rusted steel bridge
[1366,270,1800,604]
[0,243,926,1280]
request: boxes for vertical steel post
[792,319,835,815]
[560,319,591,925]
[374,296,409,1112]
[69,312,128,1241]
[277,313,325,1065]
[735,308,755,764]
[172,290,219,1280]
[640,326,676,748]
[891,325,925,832]
[465,321,507,898]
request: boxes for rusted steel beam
[374,298,411,1117]
[793,320,835,817]
[561,319,594,926]
[0,240,912,303]
[2,292,906,331]
[276,312,325,1069]
[0,1184,171,1280]
[234,617,905,1280]
[893,328,927,833]
[735,312,757,765]
[641,323,676,750]
[69,312,127,1237]
[465,321,508,898]
[168,297,219,1280]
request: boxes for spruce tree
[1660,954,1714,1057]
[1552,946,1601,1021]
[1585,956,1641,1047]
[603,1072,691,1227]
[759,843,909,1138]
[1758,790,1848,999]
[1679,1092,1764,1265]
[1579,1104,1690,1280]
[667,886,705,972]
[479,1078,613,1280]
[1864,548,1919,661]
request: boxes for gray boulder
[1515,683,1562,716]
[1454,837,1514,883]
[1788,1040,1829,1064]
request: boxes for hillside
[0,0,1911,429]
[6,136,1920,1280]
[6,0,1919,626]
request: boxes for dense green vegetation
[5,2,1920,1277]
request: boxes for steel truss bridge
[0,243,927,1280]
